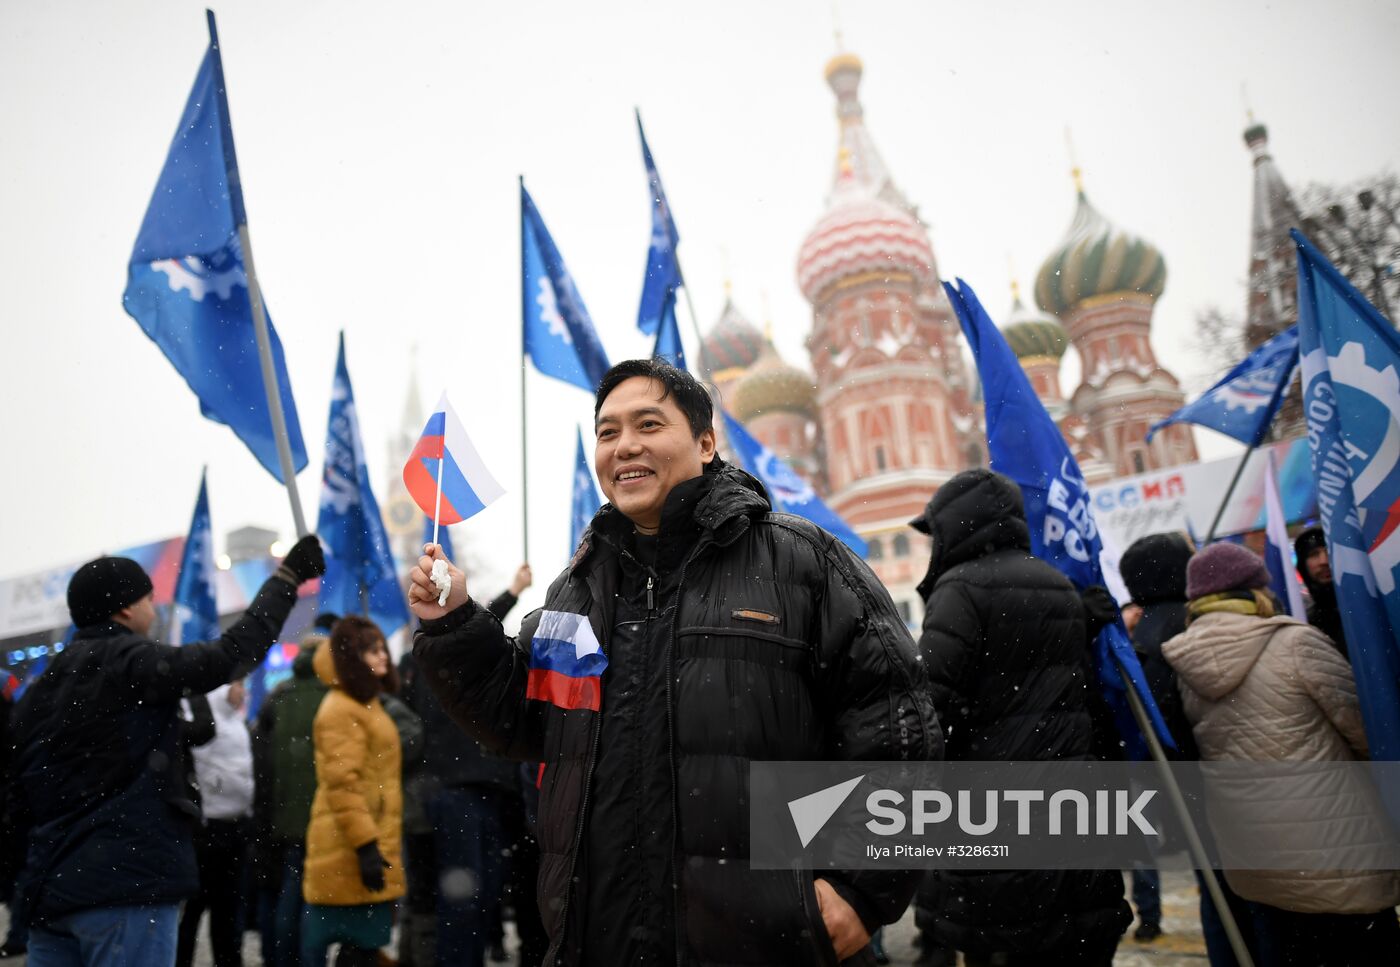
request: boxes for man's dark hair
[594,358,713,439]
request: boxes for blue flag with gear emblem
[947,278,1174,756]
[121,15,307,483]
[172,469,221,646]
[1293,228,1400,766]
[1147,325,1299,446]
[521,181,611,392]
[316,333,409,637]
[571,427,601,557]
[721,410,867,558]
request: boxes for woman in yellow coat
[301,616,405,967]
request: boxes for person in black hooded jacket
[1293,526,1348,657]
[408,359,940,967]
[909,469,1131,967]
[8,537,324,966]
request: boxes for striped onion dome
[731,340,817,421]
[1034,190,1166,316]
[701,300,764,375]
[796,184,935,303]
[1003,287,1069,360]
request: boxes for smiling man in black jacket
[409,359,939,967]
[9,536,324,967]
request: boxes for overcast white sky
[3,0,1398,605]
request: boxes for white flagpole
[432,451,445,550]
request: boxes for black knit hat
[67,557,154,628]
[1294,526,1326,564]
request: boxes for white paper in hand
[430,559,452,607]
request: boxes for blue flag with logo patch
[316,334,409,637]
[721,410,868,557]
[521,182,611,392]
[571,428,602,556]
[948,279,1173,755]
[121,15,307,483]
[1148,325,1299,446]
[423,514,454,564]
[636,111,684,338]
[172,469,220,646]
[1293,228,1400,767]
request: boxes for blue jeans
[28,903,179,967]
[429,786,507,967]
[257,843,305,967]
[1131,867,1161,926]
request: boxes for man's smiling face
[595,376,716,534]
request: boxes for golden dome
[730,342,817,421]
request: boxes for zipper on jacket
[647,575,655,614]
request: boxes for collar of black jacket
[75,620,133,640]
[571,457,771,575]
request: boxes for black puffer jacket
[415,461,940,967]
[9,576,297,924]
[910,470,1130,957]
[1120,533,1197,762]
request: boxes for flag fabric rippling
[947,278,1174,756]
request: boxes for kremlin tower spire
[1243,117,1302,350]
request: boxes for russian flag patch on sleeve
[527,610,607,711]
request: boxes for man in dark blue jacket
[9,537,324,967]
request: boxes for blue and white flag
[636,111,684,337]
[652,304,687,371]
[571,427,601,555]
[317,334,409,637]
[521,182,611,392]
[1263,450,1306,618]
[1293,228,1400,763]
[948,279,1173,755]
[423,514,454,564]
[172,469,220,646]
[1148,325,1299,447]
[122,14,307,483]
[721,410,868,557]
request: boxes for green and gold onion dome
[1035,186,1166,316]
[1003,284,1069,360]
[702,300,765,378]
[730,340,818,422]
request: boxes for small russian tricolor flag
[403,393,506,525]
[527,610,608,712]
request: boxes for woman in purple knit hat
[1161,541,1400,966]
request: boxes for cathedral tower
[1035,178,1197,476]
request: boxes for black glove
[1081,584,1120,639]
[355,841,388,892]
[280,535,327,584]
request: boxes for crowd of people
[0,358,1393,967]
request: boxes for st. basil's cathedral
[703,49,1202,626]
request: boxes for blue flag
[1293,228,1400,765]
[653,303,687,371]
[521,182,611,392]
[122,15,307,483]
[571,427,601,555]
[721,410,868,557]
[172,469,221,646]
[1148,325,1299,446]
[948,279,1174,756]
[316,334,409,637]
[424,515,455,564]
[636,111,684,337]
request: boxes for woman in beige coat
[1162,541,1400,966]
